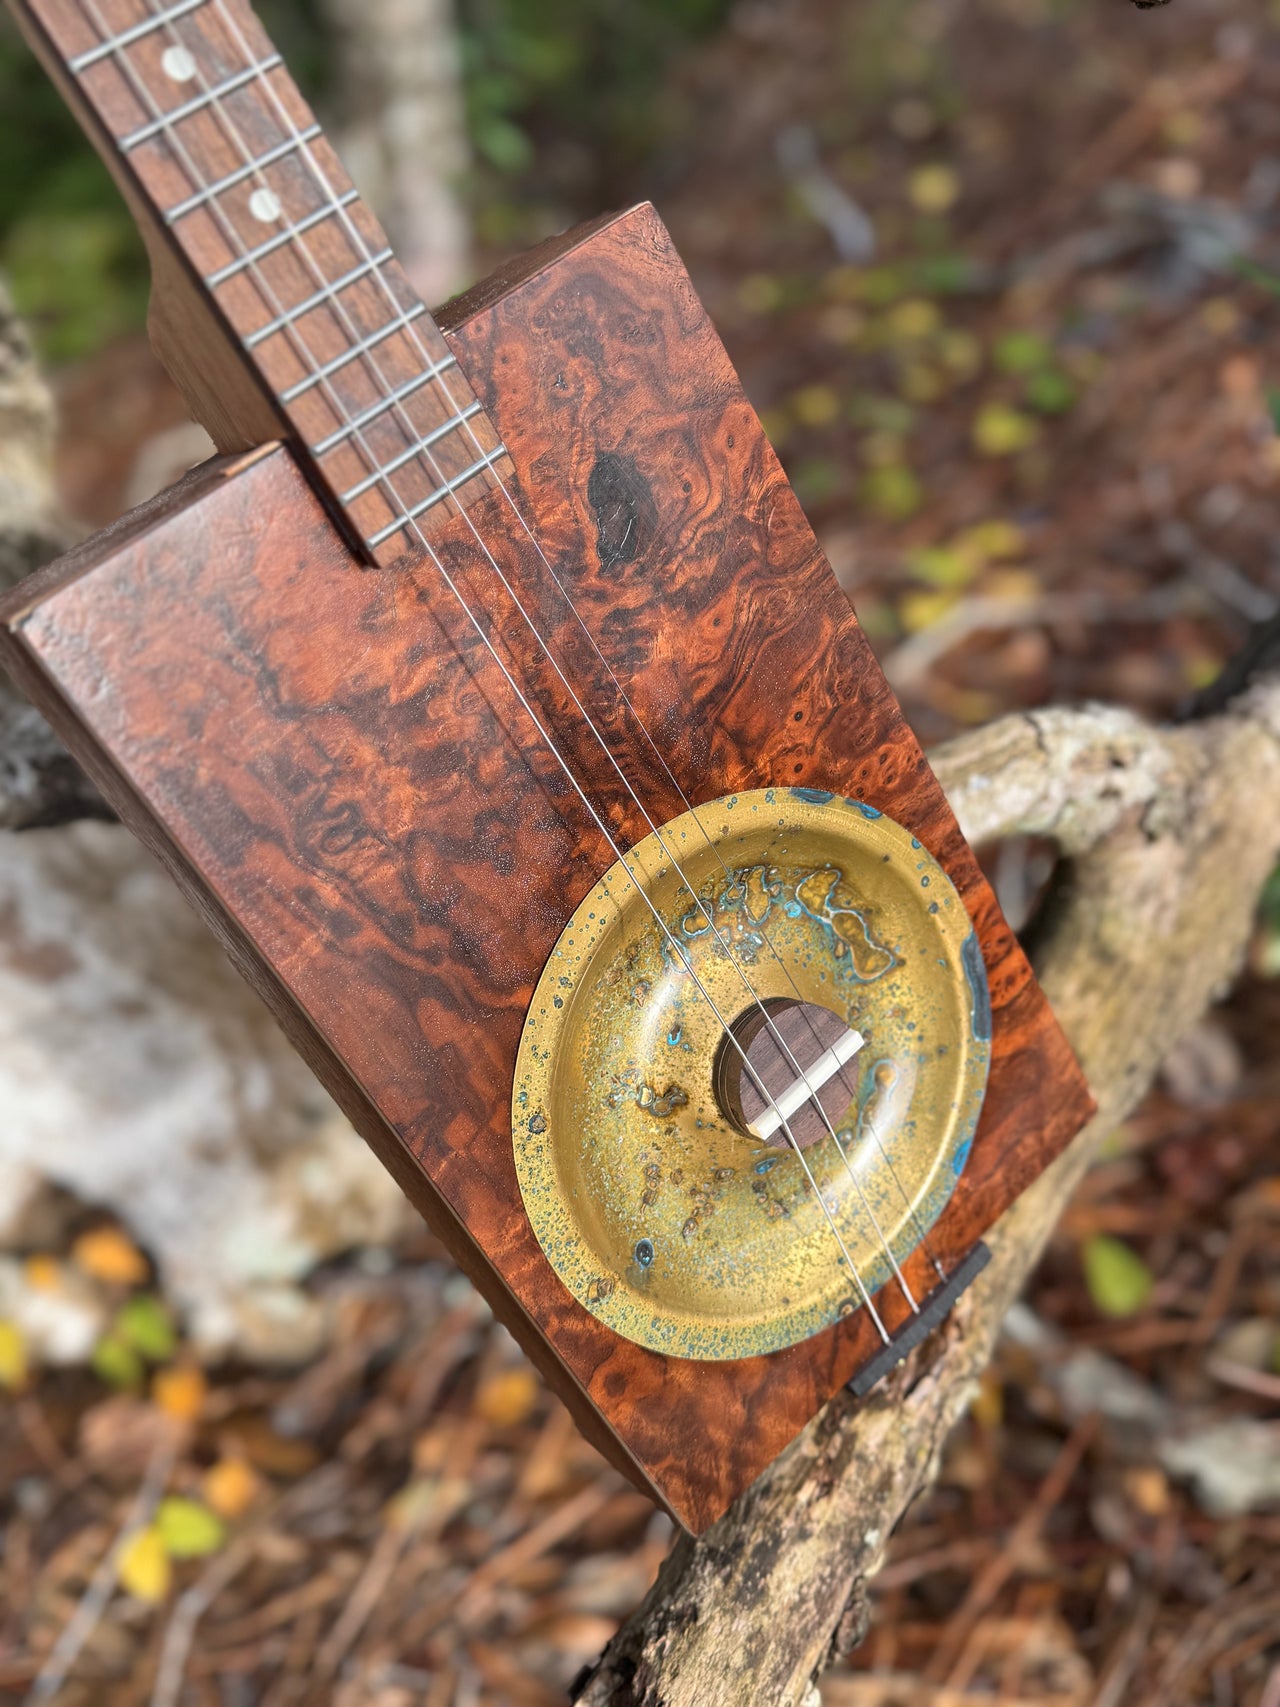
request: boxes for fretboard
[17,0,507,565]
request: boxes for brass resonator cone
[512,788,991,1360]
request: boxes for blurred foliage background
[2,0,1280,1702]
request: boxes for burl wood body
[0,204,1093,1531]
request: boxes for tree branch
[576,679,1280,1707]
[0,280,107,828]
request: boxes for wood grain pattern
[0,203,1093,1531]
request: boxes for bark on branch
[577,688,1280,1707]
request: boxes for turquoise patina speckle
[961,932,992,1044]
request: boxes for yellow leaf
[984,568,1041,603]
[907,547,974,589]
[860,463,923,523]
[899,362,944,404]
[972,402,1040,457]
[152,1364,207,1422]
[908,163,960,215]
[899,589,959,633]
[952,519,1026,566]
[202,1457,261,1520]
[475,1365,540,1428]
[970,1371,1003,1430]
[758,408,791,450]
[72,1226,149,1287]
[1123,1466,1171,1517]
[117,1525,171,1604]
[790,384,841,428]
[23,1254,62,1292]
[156,1496,225,1558]
[0,1320,28,1391]
[886,297,941,342]
[737,273,784,315]
[1200,296,1240,337]
[937,328,982,380]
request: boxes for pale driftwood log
[576,682,1280,1707]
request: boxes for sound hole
[715,998,860,1150]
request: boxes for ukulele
[0,0,1094,1533]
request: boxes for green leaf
[91,1333,145,1391]
[859,463,923,522]
[1025,368,1077,415]
[113,1295,177,1362]
[973,402,1040,457]
[993,330,1053,375]
[1082,1235,1154,1318]
[155,1497,226,1559]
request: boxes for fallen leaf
[115,1296,177,1362]
[202,1456,262,1520]
[152,1364,207,1422]
[117,1525,171,1603]
[1082,1234,1154,1317]
[156,1496,226,1559]
[72,1226,149,1288]
[1025,367,1077,414]
[92,1332,145,1391]
[973,402,1040,457]
[859,463,923,522]
[0,1319,28,1390]
[899,589,960,633]
[475,1365,540,1428]
[993,329,1053,375]
[908,162,960,214]
[22,1255,62,1292]
[790,383,841,427]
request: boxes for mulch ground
[4,0,1280,1701]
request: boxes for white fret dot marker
[248,188,283,224]
[161,45,197,82]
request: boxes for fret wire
[310,353,459,455]
[169,1,487,504]
[75,3,905,1309]
[164,124,320,222]
[120,52,281,150]
[183,16,923,1300]
[366,448,508,547]
[68,0,205,70]
[86,0,495,561]
[339,400,484,503]
[242,246,395,349]
[278,303,432,402]
[206,186,359,286]
[70,1,399,514]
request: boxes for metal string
[77,0,921,1324]
[188,0,932,1312]
[192,9,947,1288]
[72,0,894,1331]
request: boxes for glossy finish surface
[0,203,1094,1531]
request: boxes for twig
[24,1425,178,1705]
[923,1414,1098,1686]
[150,1538,253,1707]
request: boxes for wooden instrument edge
[0,203,1096,1531]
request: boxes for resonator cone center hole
[715,997,860,1150]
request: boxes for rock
[0,820,412,1355]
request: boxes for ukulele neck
[8,0,506,564]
